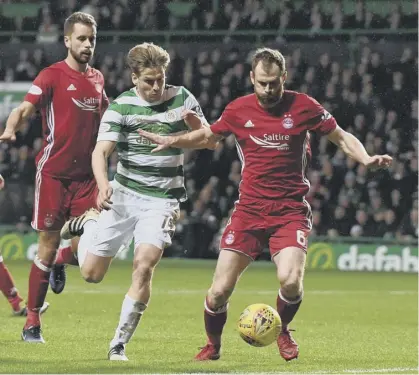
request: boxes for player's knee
[38,232,61,252]
[208,285,233,308]
[82,274,103,283]
[37,232,61,263]
[84,275,103,283]
[81,267,104,284]
[279,272,303,298]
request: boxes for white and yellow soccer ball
[238,303,282,347]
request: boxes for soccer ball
[237,303,282,347]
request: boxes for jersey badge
[225,231,235,245]
[44,214,54,228]
[282,114,294,129]
[165,110,177,122]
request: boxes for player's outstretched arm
[0,174,4,190]
[327,126,393,169]
[182,109,204,131]
[0,101,36,142]
[138,126,221,153]
[181,109,218,150]
[92,140,116,210]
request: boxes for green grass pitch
[0,258,417,374]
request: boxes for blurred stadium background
[0,1,417,373]
[0,0,417,263]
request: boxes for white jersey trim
[32,101,55,230]
[302,131,313,230]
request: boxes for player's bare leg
[22,231,61,343]
[108,243,162,361]
[80,251,113,283]
[272,246,306,361]
[77,223,112,283]
[195,249,252,361]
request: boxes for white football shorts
[89,179,180,258]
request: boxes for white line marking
[135,369,418,375]
[344,368,418,374]
[64,287,418,296]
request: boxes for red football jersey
[211,90,337,202]
[24,61,108,179]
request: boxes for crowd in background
[0,0,417,257]
[0,0,417,42]
[0,43,417,255]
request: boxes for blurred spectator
[0,0,414,40]
[14,49,37,81]
[0,8,416,254]
[36,6,59,43]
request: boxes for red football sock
[25,256,52,328]
[204,297,228,347]
[55,246,78,266]
[276,289,303,331]
[0,257,24,312]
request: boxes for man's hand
[0,128,16,143]
[97,185,113,211]
[138,129,174,153]
[364,155,393,170]
[0,175,4,190]
[182,109,202,130]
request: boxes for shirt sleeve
[101,88,110,115]
[96,102,124,142]
[23,69,54,109]
[183,87,209,126]
[210,102,237,137]
[102,89,110,109]
[305,96,338,136]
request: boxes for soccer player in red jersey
[0,175,49,316]
[0,12,108,343]
[138,48,393,361]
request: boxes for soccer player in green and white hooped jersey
[100,83,199,202]
[58,43,210,361]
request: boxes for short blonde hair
[127,43,171,75]
[251,47,286,73]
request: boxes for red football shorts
[32,173,97,231]
[220,199,312,260]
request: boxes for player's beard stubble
[70,47,93,65]
[255,85,284,108]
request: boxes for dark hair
[251,48,286,73]
[64,12,97,35]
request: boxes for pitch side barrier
[0,228,416,273]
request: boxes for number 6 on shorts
[296,230,307,247]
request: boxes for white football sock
[110,294,147,348]
[77,220,97,268]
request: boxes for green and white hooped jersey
[97,85,207,202]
